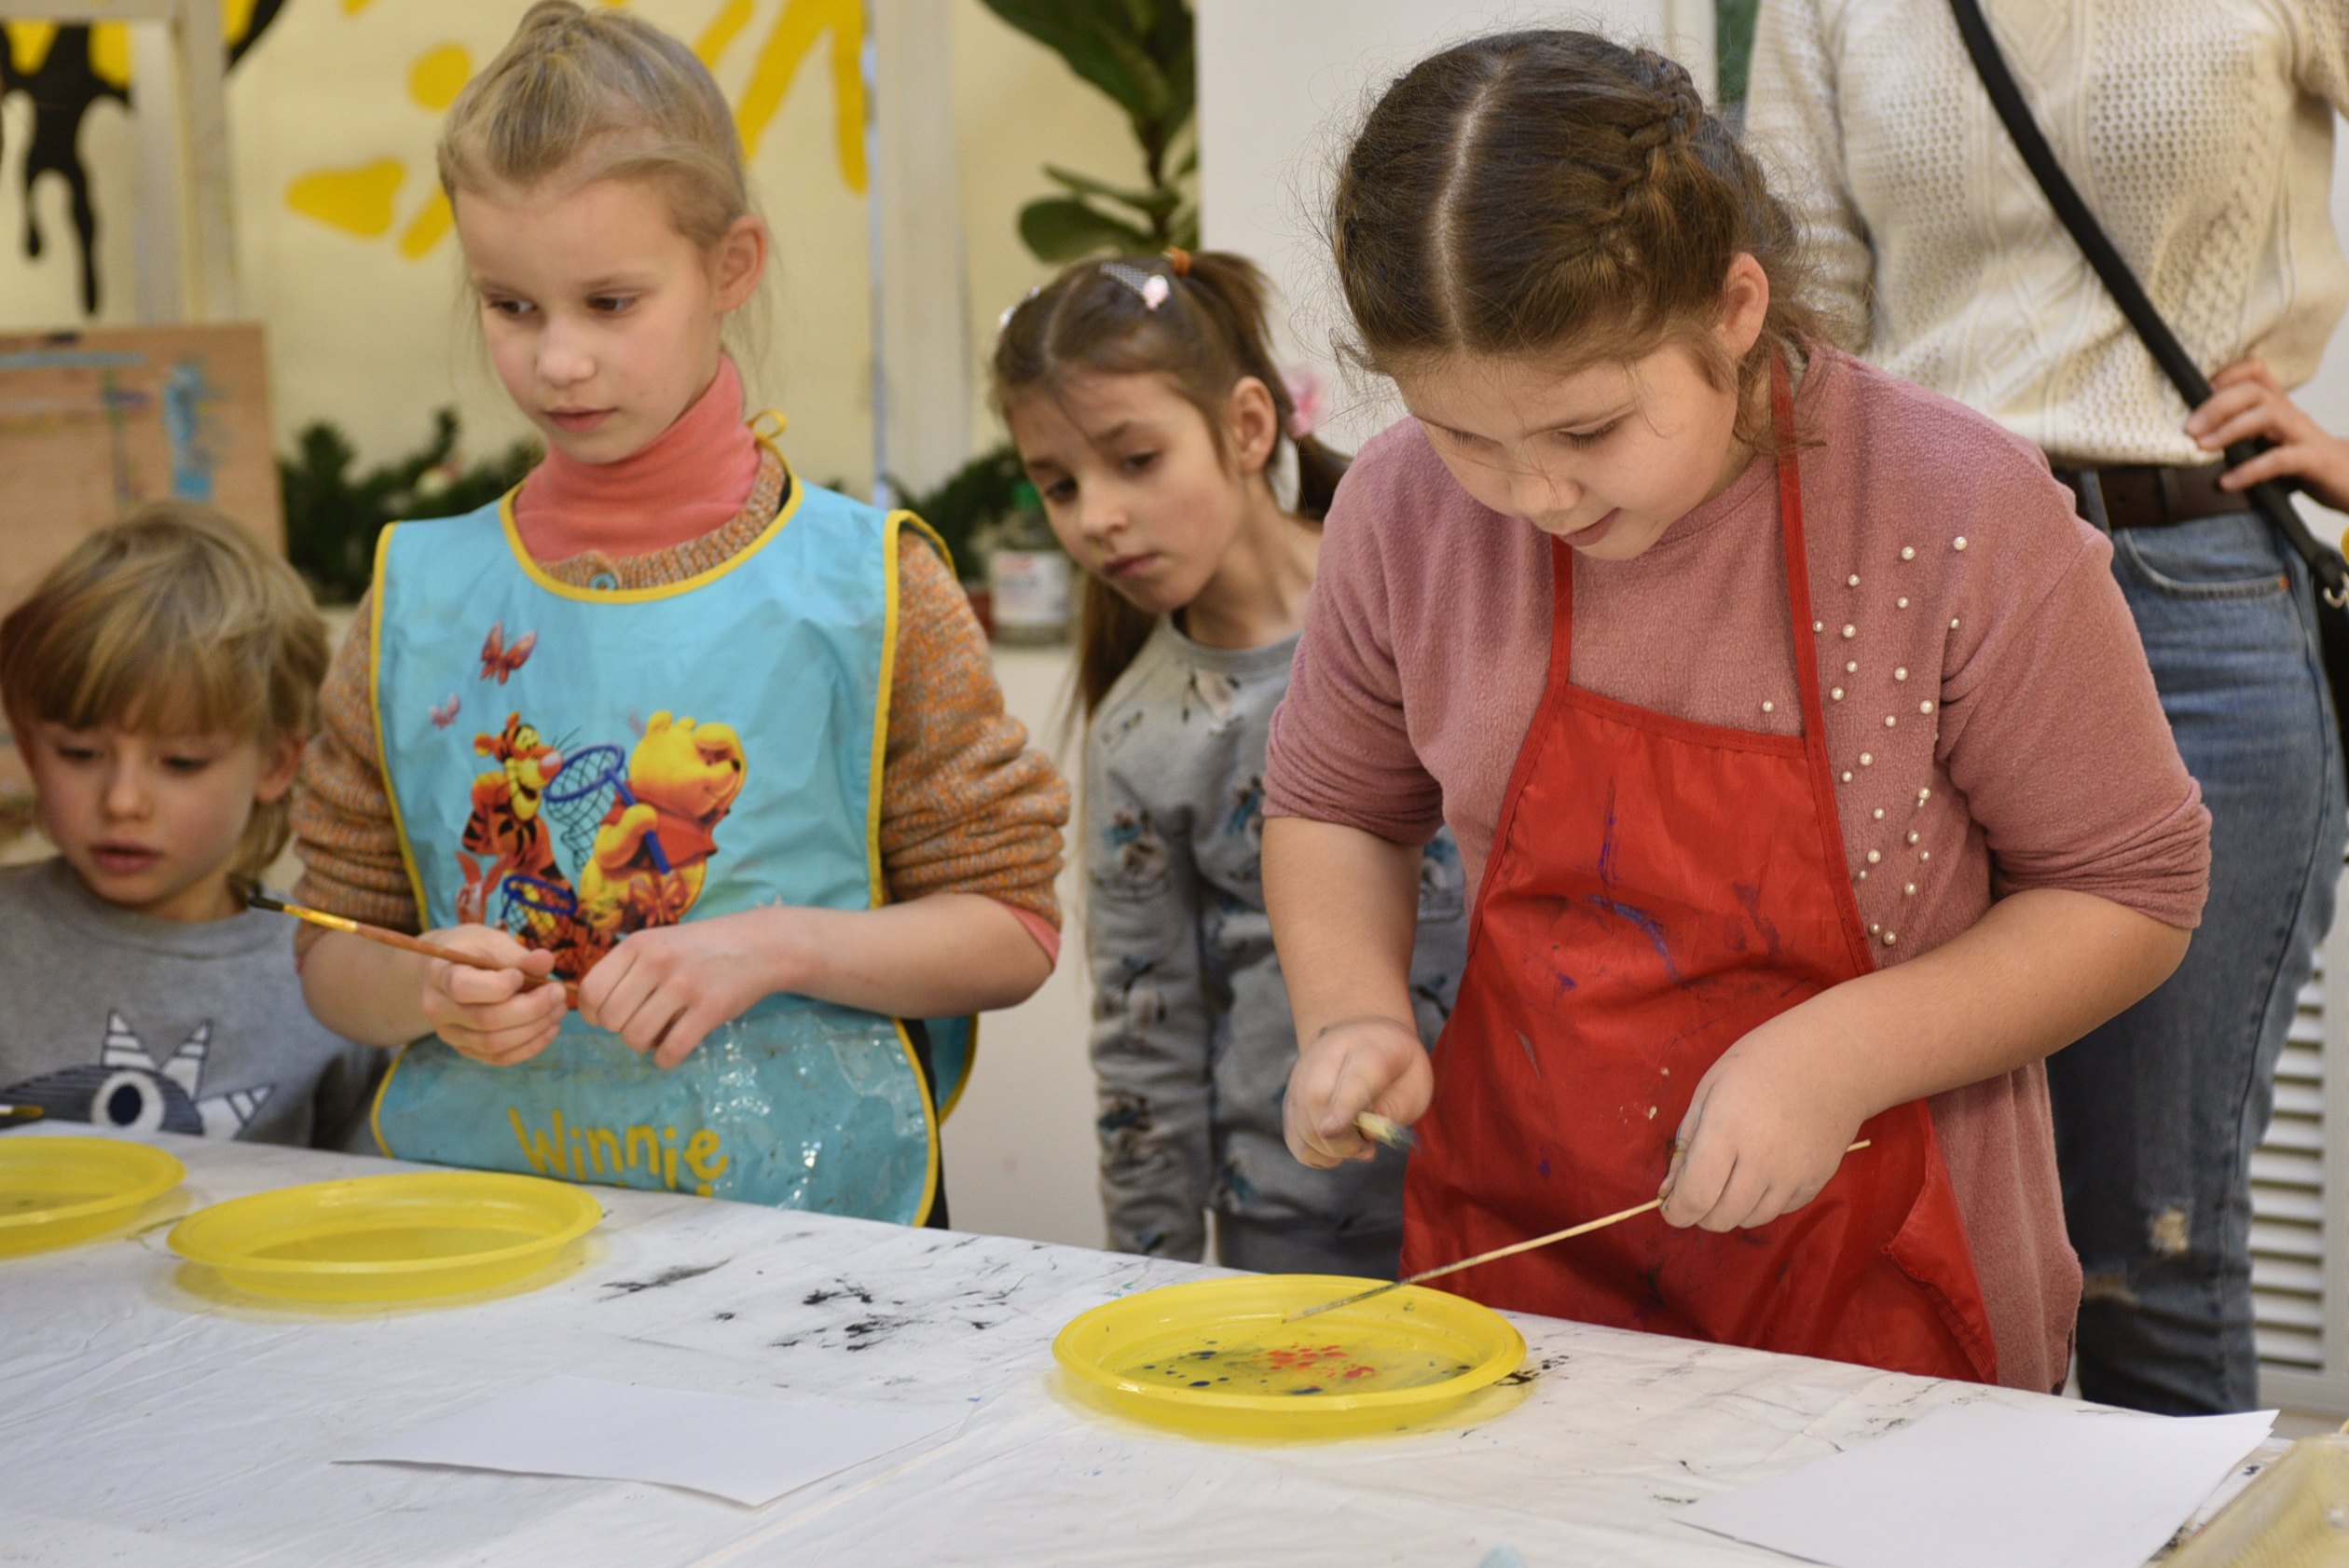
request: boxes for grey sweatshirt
[1084,621,1468,1274]
[0,858,382,1148]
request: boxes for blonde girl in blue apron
[291,3,1069,1225]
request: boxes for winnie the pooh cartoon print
[574,711,747,941]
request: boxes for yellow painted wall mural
[0,0,1135,496]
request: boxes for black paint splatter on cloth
[601,1261,727,1295]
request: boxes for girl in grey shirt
[996,249,1466,1277]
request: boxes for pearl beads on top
[1901,546,1916,560]
[1953,537,1968,551]
[1848,574,1861,587]
[1842,625,1857,639]
[1761,701,1774,713]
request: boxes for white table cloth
[0,1134,2265,1565]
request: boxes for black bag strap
[1947,0,2349,604]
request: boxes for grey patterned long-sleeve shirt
[1084,620,1468,1273]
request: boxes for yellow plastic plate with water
[0,1136,185,1257]
[168,1170,601,1302]
[1053,1273,1526,1439]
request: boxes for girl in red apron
[1259,32,2212,1391]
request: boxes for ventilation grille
[2253,969,2327,1370]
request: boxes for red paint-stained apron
[1399,363,1999,1384]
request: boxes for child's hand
[2187,356,2349,512]
[1284,1014,1429,1167]
[1658,1015,1867,1231]
[577,909,776,1069]
[419,925,568,1066]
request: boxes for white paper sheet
[338,1375,966,1506]
[1676,1402,2274,1568]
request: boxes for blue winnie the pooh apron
[366,452,967,1224]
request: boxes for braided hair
[1331,31,1820,454]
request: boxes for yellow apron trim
[874,507,971,1153]
[368,521,433,940]
[367,1039,409,1157]
[494,436,804,604]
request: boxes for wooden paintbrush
[1284,1138,1875,1322]
[239,884,578,1003]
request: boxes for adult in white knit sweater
[1751,0,2349,1414]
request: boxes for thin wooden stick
[241,886,579,1004]
[1284,1139,1875,1322]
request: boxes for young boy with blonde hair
[0,502,379,1146]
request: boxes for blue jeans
[2049,510,2345,1413]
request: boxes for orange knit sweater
[290,448,1069,951]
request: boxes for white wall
[1195,0,1711,452]
[936,648,1102,1248]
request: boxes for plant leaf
[1019,196,1157,263]
[978,0,1192,157]
[1043,162,1182,220]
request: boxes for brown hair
[0,502,330,878]
[1331,30,1820,450]
[438,1,752,254]
[993,250,1348,719]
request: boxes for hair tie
[1162,246,1192,277]
[996,285,1040,336]
[1281,364,1326,441]
[1102,262,1171,311]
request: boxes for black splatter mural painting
[1,4,284,314]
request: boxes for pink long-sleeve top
[1263,346,2212,1393]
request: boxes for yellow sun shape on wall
[283,0,864,258]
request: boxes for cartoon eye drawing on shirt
[0,1011,273,1136]
[1101,805,1170,889]
[1226,772,1266,858]
[1180,669,1239,732]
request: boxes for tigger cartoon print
[575,711,746,935]
[456,713,567,926]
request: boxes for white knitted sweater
[1748,0,2349,466]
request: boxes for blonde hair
[0,502,330,879]
[437,1,753,254]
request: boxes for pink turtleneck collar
[512,357,764,563]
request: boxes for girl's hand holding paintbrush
[415,924,570,1066]
[1285,1013,1433,1166]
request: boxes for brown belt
[2052,462,2247,530]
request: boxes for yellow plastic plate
[168,1170,601,1302]
[1053,1273,1527,1440]
[0,1136,185,1257]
